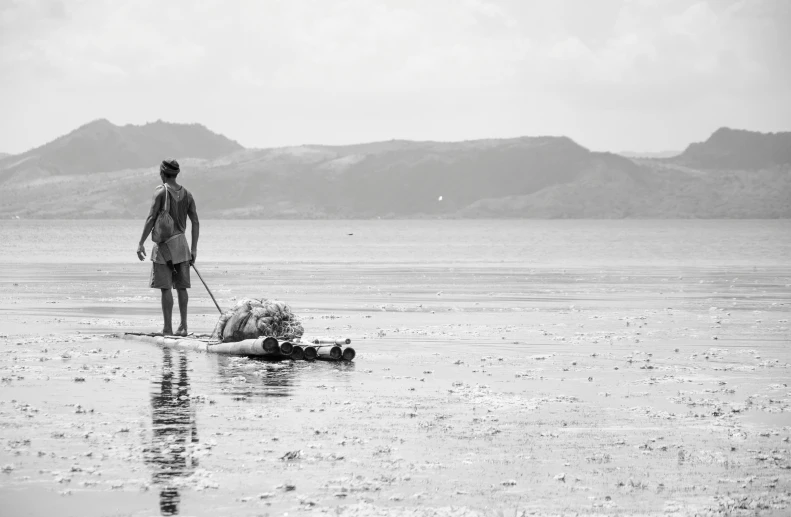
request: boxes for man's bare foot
[176,324,188,337]
[162,327,174,336]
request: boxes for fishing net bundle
[210,298,305,343]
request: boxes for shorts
[150,261,191,289]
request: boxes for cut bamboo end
[341,347,356,361]
[316,345,342,360]
[262,337,279,353]
[290,345,304,360]
[279,341,294,356]
[303,346,317,361]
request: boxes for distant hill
[672,127,791,169]
[0,124,788,219]
[459,161,790,218]
[0,153,9,159]
[0,119,243,184]
[618,150,680,159]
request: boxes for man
[137,159,199,336]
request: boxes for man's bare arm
[187,196,200,264]
[137,189,163,260]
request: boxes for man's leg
[176,288,188,336]
[161,288,173,335]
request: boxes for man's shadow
[144,348,198,516]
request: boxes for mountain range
[0,120,788,218]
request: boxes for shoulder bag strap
[162,183,170,213]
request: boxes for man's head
[159,159,180,181]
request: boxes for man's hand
[137,244,147,261]
[190,251,197,265]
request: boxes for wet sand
[1,220,790,516]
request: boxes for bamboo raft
[118,333,355,362]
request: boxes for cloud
[515,0,789,109]
[0,0,532,92]
[1,0,208,86]
[224,0,531,91]
[2,0,783,94]
[0,0,787,153]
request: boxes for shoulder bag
[151,184,176,243]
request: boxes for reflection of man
[137,159,200,337]
[144,348,199,516]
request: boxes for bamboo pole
[302,346,317,361]
[121,334,276,357]
[121,333,209,351]
[203,338,269,355]
[117,333,354,361]
[316,345,342,360]
[279,341,294,356]
[311,338,351,346]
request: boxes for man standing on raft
[137,160,200,336]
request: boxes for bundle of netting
[210,298,305,343]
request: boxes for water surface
[1,220,789,516]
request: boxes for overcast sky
[1,0,788,154]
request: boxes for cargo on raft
[117,332,355,362]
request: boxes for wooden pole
[191,264,222,314]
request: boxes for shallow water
[1,220,790,516]
[1,219,789,266]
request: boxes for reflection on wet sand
[213,355,356,400]
[214,356,296,399]
[144,348,199,516]
[142,349,355,514]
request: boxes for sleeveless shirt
[151,185,195,265]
